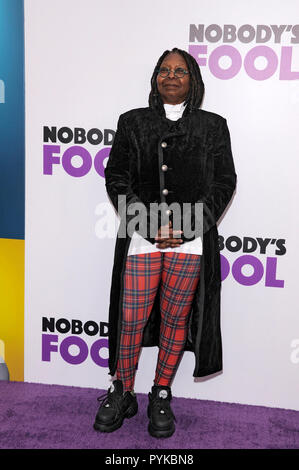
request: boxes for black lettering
[57,127,73,144]
[218,235,225,251]
[189,24,204,43]
[226,235,242,252]
[256,237,271,254]
[270,25,287,43]
[43,127,57,143]
[83,321,99,336]
[74,128,86,144]
[56,318,71,333]
[243,237,257,253]
[104,129,115,145]
[223,24,236,43]
[291,25,299,43]
[87,128,103,145]
[42,317,55,332]
[275,239,286,255]
[100,322,109,336]
[205,24,222,43]
[72,319,83,334]
[238,24,255,43]
[256,25,272,43]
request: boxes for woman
[94,47,237,438]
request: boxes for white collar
[163,101,186,113]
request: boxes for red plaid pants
[116,251,201,392]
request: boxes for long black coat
[104,101,237,378]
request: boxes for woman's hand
[154,220,184,249]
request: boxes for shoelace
[97,389,122,414]
[151,396,177,422]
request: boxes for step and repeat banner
[24,0,299,410]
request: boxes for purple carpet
[0,381,298,449]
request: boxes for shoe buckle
[159,390,168,399]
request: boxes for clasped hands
[154,220,184,249]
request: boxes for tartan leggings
[116,251,201,392]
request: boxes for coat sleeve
[181,116,237,242]
[104,114,157,245]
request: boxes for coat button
[162,189,168,195]
[161,164,168,171]
[161,141,167,148]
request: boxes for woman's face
[156,52,190,105]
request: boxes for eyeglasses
[156,67,189,78]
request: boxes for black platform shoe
[147,385,176,438]
[93,380,138,432]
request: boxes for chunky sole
[148,421,175,438]
[93,403,138,433]
[147,404,175,438]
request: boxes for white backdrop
[24,0,299,411]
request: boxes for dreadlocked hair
[148,47,205,114]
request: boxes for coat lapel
[148,104,191,141]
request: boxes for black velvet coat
[104,100,237,378]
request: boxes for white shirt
[127,102,202,256]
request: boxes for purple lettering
[279,46,299,80]
[232,255,264,286]
[265,257,284,287]
[43,145,60,175]
[209,45,242,79]
[188,45,208,66]
[90,338,109,367]
[244,46,278,80]
[220,254,230,281]
[62,146,92,177]
[59,336,89,364]
[42,334,58,361]
[94,147,111,178]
